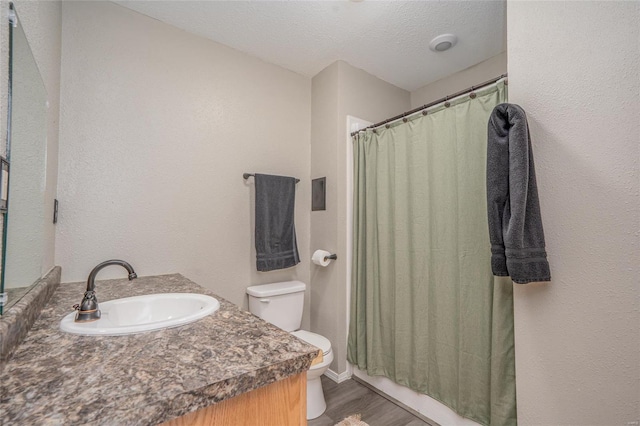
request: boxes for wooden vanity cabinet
[162,372,307,426]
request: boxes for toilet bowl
[246,281,333,420]
[291,330,334,419]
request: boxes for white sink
[60,293,220,336]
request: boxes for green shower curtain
[347,81,516,426]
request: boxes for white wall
[507,2,639,424]
[56,2,312,323]
[410,52,507,108]
[310,60,410,373]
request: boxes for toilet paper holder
[312,249,338,267]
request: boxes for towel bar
[243,173,300,184]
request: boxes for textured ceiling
[114,1,506,91]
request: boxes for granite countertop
[0,274,318,425]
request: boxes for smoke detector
[429,34,458,52]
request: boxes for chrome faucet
[74,260,137,322]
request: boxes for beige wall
[310,60,410,373]
[56,1,312,324]
[410,52,506,108]
[507,2,639,424]
[310,61,341,367]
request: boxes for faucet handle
[75,292,101,322]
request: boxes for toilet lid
[291,330,331,355]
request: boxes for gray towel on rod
[487,103,551,284]
[254,173,300,272]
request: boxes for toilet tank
[246,281,306,332]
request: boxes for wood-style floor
[308,376,434,426]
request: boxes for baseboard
[323,368,352,383]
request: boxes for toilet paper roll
[312,249,332,267]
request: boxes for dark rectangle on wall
[312,177,326,211]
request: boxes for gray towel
[254,173,300,272]
[487,103,551,284]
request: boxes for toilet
[246,281,333,420]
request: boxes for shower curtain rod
[350,73,508,137]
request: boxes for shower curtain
[347,81,515,426]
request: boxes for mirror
[0,5,48,314]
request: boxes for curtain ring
[422,110,427,116]
[402,118,408,123]
[385,124,390,129]
[444,101,451,108]
[373,129,378,134]
[469,92,477,99]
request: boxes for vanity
[0,272,319,425]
